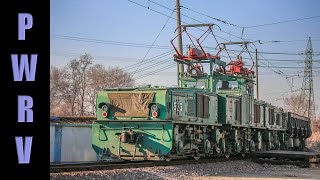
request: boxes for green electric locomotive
[91,24,312,161]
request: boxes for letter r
[18,96,33,122]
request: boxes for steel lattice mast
[302,37,315,119]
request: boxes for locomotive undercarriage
[94,120,300,162]
[261,130,285,151]
[167,123,264,160]
[165,123,292,161]
[168,123,224,160]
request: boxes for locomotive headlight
[190,68,198,76]
[99,103,111,118]
[189,67,200,77]
[149,103,160,118]
[102,104,109,112]
[151,104,158,112]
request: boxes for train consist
[91,24,312,161]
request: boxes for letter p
[18,13,33,40]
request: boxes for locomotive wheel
[193,153,200,160]
[224,153,230,158]
[164,153,172,162]
[165,156,172,162]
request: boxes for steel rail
[50,156,246,173]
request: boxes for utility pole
[176,0,184,87]
[255,49,259,100]
[302,37,315,120]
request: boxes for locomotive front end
[92,87,173,161]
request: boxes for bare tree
[50,66,62,107]
[50,54,135,116]
[87,64,107,115]
[87,65,135,115]
[79,53,93,116]
[283,92,309,116]
[50,66,68,115]
[62,59,82,116]
[105,66,134,88]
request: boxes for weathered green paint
[91,54,311,160]
[170,88,218,123]
[96,88,168,120]
[218,95,226,124]
[92,121,173,160]
[213,73,254,127]
[213,74,244,95]
[93,86,222,160]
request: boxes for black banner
[0,1,49,178]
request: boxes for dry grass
[308,121,320,151]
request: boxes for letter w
[11,54,38,81]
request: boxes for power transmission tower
[302,37,316,120]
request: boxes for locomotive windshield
[217,80,239,91]
[184,80,207,89]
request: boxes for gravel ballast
[50,160,320,180]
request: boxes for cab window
[217,80,238,90]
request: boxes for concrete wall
[50,124,97,163]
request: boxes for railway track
[50,156,246,173]
[51,150,320,173]
[252,150,320,168]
